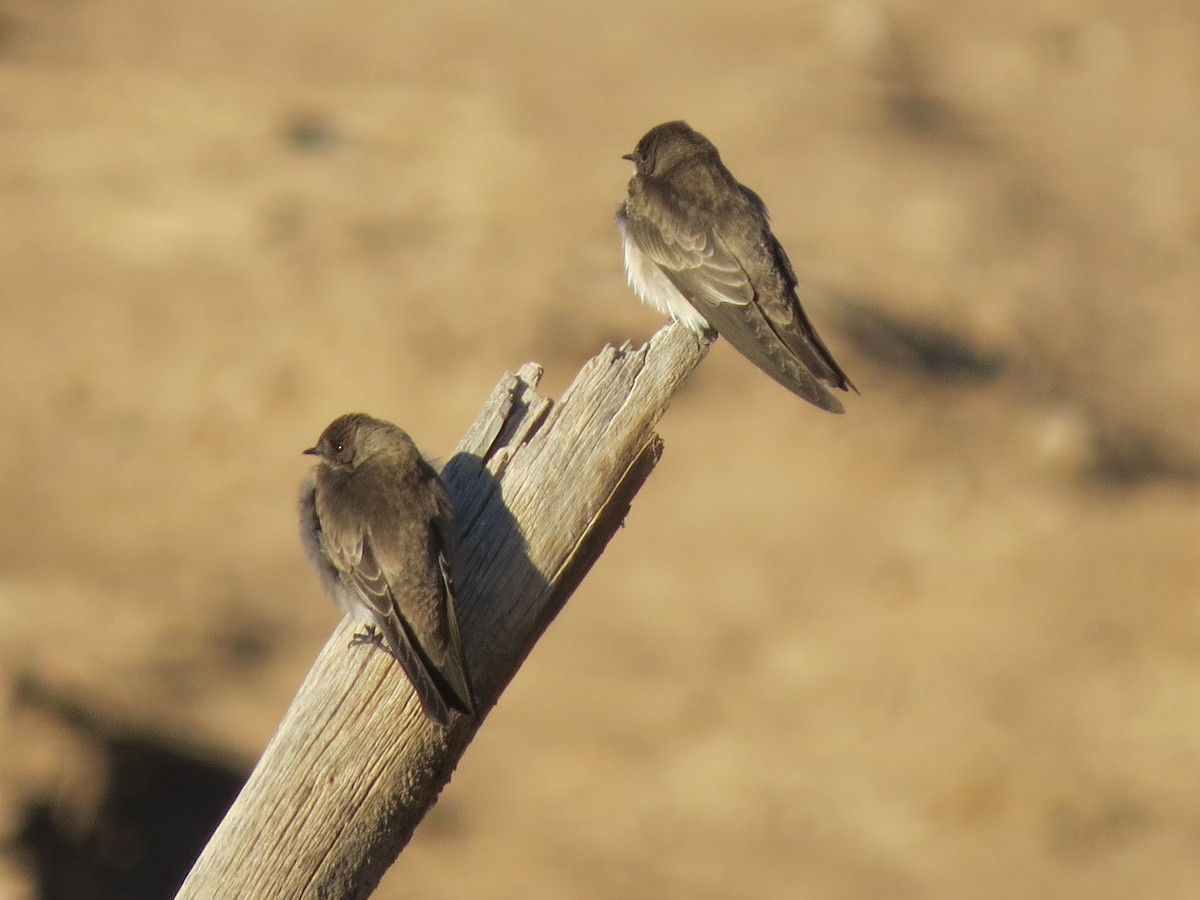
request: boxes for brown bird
[617,120,856,412]
[299,413,475,726]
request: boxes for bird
[299,412,475,726]
[617,120,856,412]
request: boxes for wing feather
[316,477,474,725]
[625,178,854,407]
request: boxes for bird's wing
[696,281,847,411]
[319,492,473,725]
[723,225,857,399]
[624,187,756,309]
[628,186,849,411]
[423,478,474,714]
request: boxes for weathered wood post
[176,323,708,899]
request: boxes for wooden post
[175,323,709,899]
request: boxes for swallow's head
[624,120,719,178]
[304,412,417,472]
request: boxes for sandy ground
[1,1,1199,897]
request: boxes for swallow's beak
[302,446,320,456]
[622,152,638,163]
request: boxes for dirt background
[2,1,1199,897]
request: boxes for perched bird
[299,413,475,726]
[617,120,856,412]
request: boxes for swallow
[299,413,475,725]
[618,120,856,412]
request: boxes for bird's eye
[333,442,344,454]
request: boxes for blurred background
[1,0,1198,897]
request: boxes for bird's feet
[349,624,386,650]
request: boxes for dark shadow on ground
[9,678,246,900]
